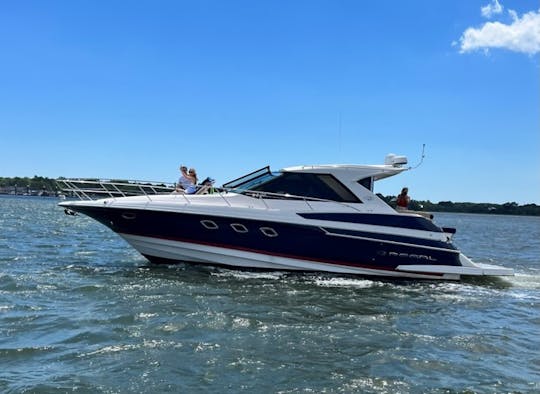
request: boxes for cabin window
[358,177,373,191]
[121,212,137,220]
[250,172,360,203]
[317,175,361,202]
[230,223,248,233]
[260,227,278,237]
[201,220,219,230]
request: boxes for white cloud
[459,8,540,55]
[481,0,503,19]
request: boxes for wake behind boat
[58,154,513,280]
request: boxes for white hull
[121,233,467,280]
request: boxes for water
[1,195,539,393]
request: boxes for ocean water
[1,195,539,393]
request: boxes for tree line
[0,176,59,192]
[378,195,540,216]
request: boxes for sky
[1,0,539,204]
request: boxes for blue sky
[1,0,538,204]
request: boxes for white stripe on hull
[119,233,459,280]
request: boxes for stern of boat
[396,253,514,280]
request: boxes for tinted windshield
[222,166,274,190]
[248,172,361,203]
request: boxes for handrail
[56,178,363,212]
[56,178,176,201]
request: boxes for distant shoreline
[1,176,539,216]
[378,195,540,216]
[0,193,62,198]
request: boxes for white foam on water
[507,273,540,290]
[137,312,158,319]
[313,277,379,288]
[159,322,188,332]
[194,342,221,352]
[81,339,182,357]
[211,270,286,281]
[232,317,251,328]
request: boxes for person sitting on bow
[176,165,198,194]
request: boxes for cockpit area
[222,166,362,203]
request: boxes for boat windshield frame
[224,167,361,203]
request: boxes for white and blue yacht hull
[60,199,512,280]
[58,158,514,281]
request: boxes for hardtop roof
[281,163,408,181]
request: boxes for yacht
[58,154,514,280]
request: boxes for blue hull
[69,205,462,273]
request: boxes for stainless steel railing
[56,178,363,212]
[56,178,176,200]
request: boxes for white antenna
[409,144,426,169]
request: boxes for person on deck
[396,187,410,211]
[176,166,198,194]
[198,177,216,194]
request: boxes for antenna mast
[409,144,426,169]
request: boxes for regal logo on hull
[377,250,438,262]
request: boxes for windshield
[222,166,277,191]
[248,172,361,203]
[223,167,361,203]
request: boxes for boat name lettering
[377,250,438,262]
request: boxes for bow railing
[56,178,363,212]
[56,178,176,200]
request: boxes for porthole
[231,223,248,233]
[260,227,278,237]
[201,220,219,230]
[121,212,136,220]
